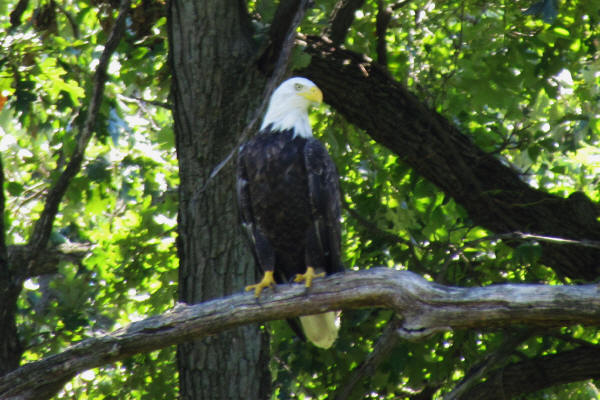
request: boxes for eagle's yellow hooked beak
[300,86,323,105]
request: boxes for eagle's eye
[294,83,303,91]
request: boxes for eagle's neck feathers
[260,107,312,138]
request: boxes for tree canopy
[0,0,599,399]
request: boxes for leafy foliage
[2,0,176,397]
[0,0,599,399]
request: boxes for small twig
[118,94,171,110]
[439,231,600,253]
[342,201,411,247]
[10,182,47,212]
[272,355,293,374]
[486,122,533,155]
[117,94,168,131]
[55,2,79,38]
[499,231,600,251]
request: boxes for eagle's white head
[260,77,323,138]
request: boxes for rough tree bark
[299,35,600,281]
[167,0,310,398]
[168,1,271,398]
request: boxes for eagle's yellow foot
[246,270,276,297]
[294,266,325,288]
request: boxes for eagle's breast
[242,129,312,260]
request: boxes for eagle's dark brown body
[237,127,344,285]
[236,77,342,348]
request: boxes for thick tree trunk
[168,1,271,399]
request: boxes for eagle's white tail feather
[299,312,340,349]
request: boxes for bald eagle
[237,77,344,349]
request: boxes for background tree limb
[2,267,599,400]
[8,243,91,279]
[462,346,600,399]
[298,35,600,281]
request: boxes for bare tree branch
[2,267,600,400]
[240,0,310,137]
[118,94,172,110]
[391,0,412,10]
[27,0,131,254]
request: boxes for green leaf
[513,243,542,265]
